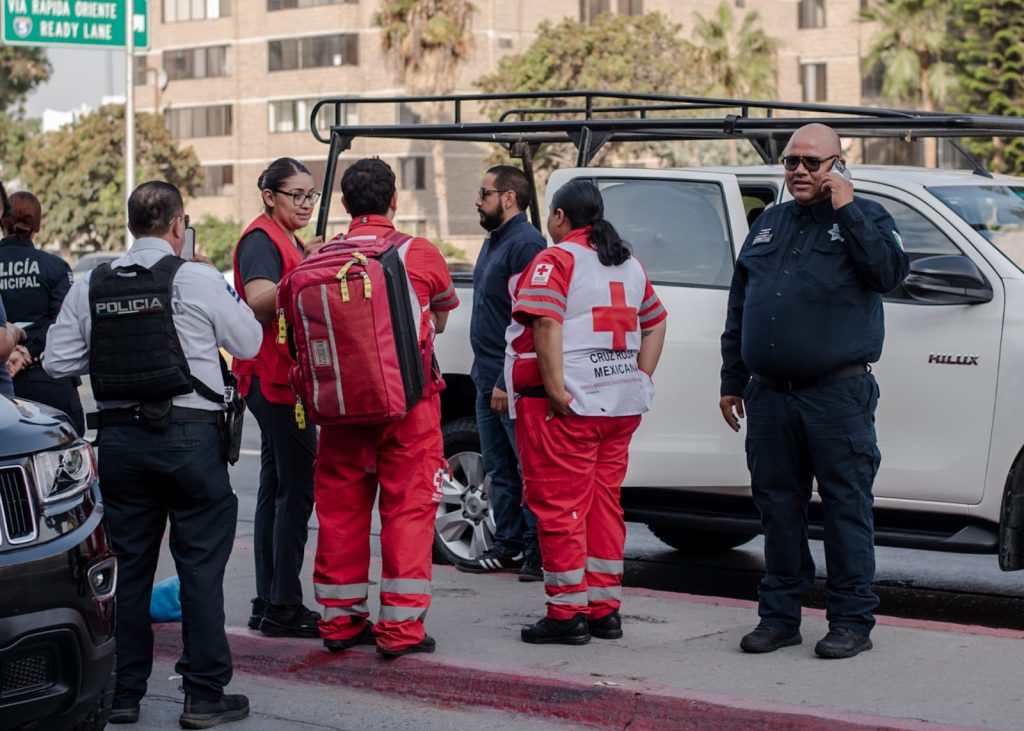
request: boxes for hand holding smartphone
[832,158,853,180]
[182,224,196,260]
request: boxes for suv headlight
[32,443,97,504]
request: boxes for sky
[24,47,125,118]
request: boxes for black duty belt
[92,406,221,429]
[752,363,870,393]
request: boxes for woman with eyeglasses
[232,157,323,639]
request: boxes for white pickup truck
[308,92,1024,571]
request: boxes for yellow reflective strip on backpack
[336,262,354,303]
[361,271,371,299]
[277,310,287,344]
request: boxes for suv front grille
[0,466,37,544]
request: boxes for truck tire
[647,524,757,553]
[434,417,496,565]
[70,658,115,731]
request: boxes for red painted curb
[152,625,980,731]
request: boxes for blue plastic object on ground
[150,575,182,622]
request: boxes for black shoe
[739,624,802,653]
[377,634,436,658]
[814,627,873,659]
[588,609,623,640]
[455,548,524,573]
[259,604,321,638]
[324,622,375,653]
[521,614,591,645]
[518,552,543,582]
[179,693,249,729]
[109,698,140,724]
[247,598,266,631]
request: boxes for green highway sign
[2,0,148,49]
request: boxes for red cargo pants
[514,396,641,621]
[313,394,446,652]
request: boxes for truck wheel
[71,657,115,730]
[999,453,1024,571]
[647,524,757,553]
[434,417,495,565]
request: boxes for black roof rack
[310,90,1024,235]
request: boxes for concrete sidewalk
[152,544,1021,731]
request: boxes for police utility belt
[84,255,246,464]
[752,363,870,392]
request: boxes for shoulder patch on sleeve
[530,262,554,285]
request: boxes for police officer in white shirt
[45,181,262,729]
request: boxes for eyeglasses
[478,188,508,199]
[781,155,839,172]
[275,189,321,206]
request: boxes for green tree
[953,0,1024,174]
[691,3,779,164]
[476,12,697,176]
[376,0,475,241]
[19,105,202,258]
[861,0,958,166]
[0,46,50,112]
[194,215,244,271]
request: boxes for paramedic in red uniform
[314,158,458,657]
[232,158,322,637]
[508,179,667,645]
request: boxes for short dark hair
[487,165,531,212]
[127,181,184,238]
[258,157,312,213]
[341,158,396,217]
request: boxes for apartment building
[135,0,876,252]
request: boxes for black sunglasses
[781,154,839,172]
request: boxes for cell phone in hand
[832,158,853,181]
[182,225,196,260]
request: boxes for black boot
[588,609,623,640]
[259,604,321,639]
[324,622,375,653]
[247,598,265,631]
[377,634,436,658]
[521,613,591,645]
[179,693,249,729]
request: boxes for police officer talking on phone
[719,124,908,660]
[44,181,262,727]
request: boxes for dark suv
[0,396,115,731]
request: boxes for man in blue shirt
[456,166,545,580]
[720,124,908,659]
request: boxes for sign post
[124,3,134,250]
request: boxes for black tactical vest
[88,255,194,402]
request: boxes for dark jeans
[13,367,84,435]
[99,421,236,702]
[246,378,317,606]
[743,373,881,635]
[475,389,537,556]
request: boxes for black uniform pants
[13,367,85,435]
[743,373,881,635]
[99,421,236,702]
[246,378,317,607]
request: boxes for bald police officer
[720,124,909,660]
[45,181,262,727]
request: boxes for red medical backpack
[277,230,424,426]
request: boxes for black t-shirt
[236,229,302,286]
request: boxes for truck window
[857,191,962,303]
[595,179,734,288]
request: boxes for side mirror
[904,255,993,304]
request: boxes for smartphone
[832,158,853,181]
[182,225,196,260]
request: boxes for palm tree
[861,0,958,166]
[691,3,779,164]
[376,0,475,241]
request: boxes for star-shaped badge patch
[828,223,845,242]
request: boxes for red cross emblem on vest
[592,281,637,351]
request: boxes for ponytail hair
[550,179,631,266]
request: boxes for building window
[798,0,826,28]
[163,0,230,22]
[195,165,235,197]
[861,62,884,100]
[617,0,642,15]
[268,34,359,72]
[268,0,356,8]
[580,0,609,23]
[396,103,423,125]
[163,46,230,81]
[735,0,746,7]
[166,105,233,138]
[801,62,827,102]
[399,157,426,190]
[133,56,149,86]
[269,98,357,133]
[497,36,513,49]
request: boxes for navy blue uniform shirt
[470,212,546,394]
[721,197,909,396]
[0,236,73,359]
